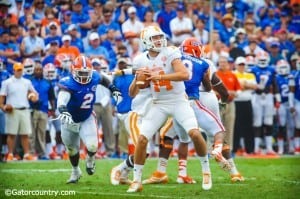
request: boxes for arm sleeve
[57,90,71,108]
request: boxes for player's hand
[219,102,227,114]
[290,107,296,115]
[57,112,74,124]
[112,90,123,105]
[113,69,124,76]
[275,102,280,109]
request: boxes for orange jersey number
[152,71,173,92]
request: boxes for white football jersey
[133,46,186,101]
[131,88,152,116]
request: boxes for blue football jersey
[249,66,276,89]
[292,70,300,101]
[0,70,10,88]
[181,54,209,99]
[276,75,289,103]
[58,72,101,123]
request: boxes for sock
[56,144,64,155]
[228,158,239,175]
[200,155,210,173]
[46,143,52,156]
[157,158,168,173]
[295,137,300,149]
[118,160,130,171]
[254,137,261,152]
[288,138,294,152]
[213,142,223,153]
[265,136,273,152]
[2,145,8,155]
[86,155,95,168]
[178,159,187,177]
[277,139,284,153]
[69,152,79,167]
[133,164,144,182]
[240,137,245,150]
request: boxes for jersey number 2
[80,93,94,109]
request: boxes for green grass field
[0,157,299,199]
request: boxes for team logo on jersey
[91,85,97,92]
[161,56,167,62]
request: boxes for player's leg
[277,103,288,154]
[80,114,98,175]
[253,94,264,154]
[264,94,276,154]
[293,99,300,154]
[127,105,167,193]
[61,124,81,183]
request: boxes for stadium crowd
[0,0,300,162]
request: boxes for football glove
[109,85,123,105]
[57,106,74,124]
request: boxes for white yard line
[76,191,175,198]
[0,169,71,173]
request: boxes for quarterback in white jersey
[126,26,208,193]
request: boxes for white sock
[118,160,130,171]
[157,158,168,173]
[213,142,223,153]
[265,136,274,152]
[277,139,284,153]
[295,137,300,149]
[86,155,95,168]
[133,164,144,183]
[288,138,294,152]
[57,144,64,155]
[240,137,245,149]
[72,166,80,172]
[254,137,261,152]
[228,158,239,175]
[178,159,187,177]
[46,143,52,155]
[200,155,210,173]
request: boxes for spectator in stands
[121,6,144,40]
[71,0,92,38]
[18,3,33,28]
[97,8,121,42]
[274,12,297,33]
[57,34,80,60]
[67,24,84,53]
[0,30,20,74]
[32,0,46,21]
[275,29,295,60]
[43,22,62,47]
[128,38,142,61]
[85,32,110,63]
[267,41,284,65]
[115,0,134,25]
[260,6,280,31]
[220,14,235,47]
[156,0,177,39]
[89,1,103,28]
[42,40,59,66]
[41,9,62,38]
[169,4,193,46]
[193,17,209,45]
[243,34,264,57]
[20,22,45,62]
[60,10,73,34]
[143,9,159,28]
[210,39,229,65]
[0,62,38,161]
[30,63,55,160]
[244,18,257,35]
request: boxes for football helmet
[276,59,290,75]
[91,58,109,73]
[140,26,167,52]
[180,37,204,58]
[255,51,270,68]
[71,55,93,84]
[245,55,256,68]
[23,58,35,75]
[43,63,57,80]
[55,53,72,70]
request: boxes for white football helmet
[276,59,290,75]
[140,26,167,52]
[43,63,57,80]
[23,58,35,75]
[255,51,270,68]
[245,55,256,68]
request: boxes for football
[136,73,150,89]
[4,104,13,113]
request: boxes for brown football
[136,73,150,89]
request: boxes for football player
[292,58,300,154]
[56,55,122,183]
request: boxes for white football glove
[112,90,123,105]
[57,112,74,124]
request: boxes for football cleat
[67,168,82,184]
[142,171,168,184]
[202,173,212,190]
[110,166,122,185]
[23,154,37,161]
[176,175,196,184]
[211,150,232,171]
[231,173,245,182]
[86,156,96,175]
[6,153,14,162]
[120,169,132,185]
[127,181,143,193]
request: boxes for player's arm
[57,89,71,113]
[211,72,229,103]
[147,58,189,81]
[99,74,122,105]
[129,75,140,98]
[112,68,136,76]
[201,71,212,92]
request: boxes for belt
[14,107,27,110]
[94,103,102,106]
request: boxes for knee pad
[66,146,78,156]
[86,144,97,153]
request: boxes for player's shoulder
[132,52,148,69]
